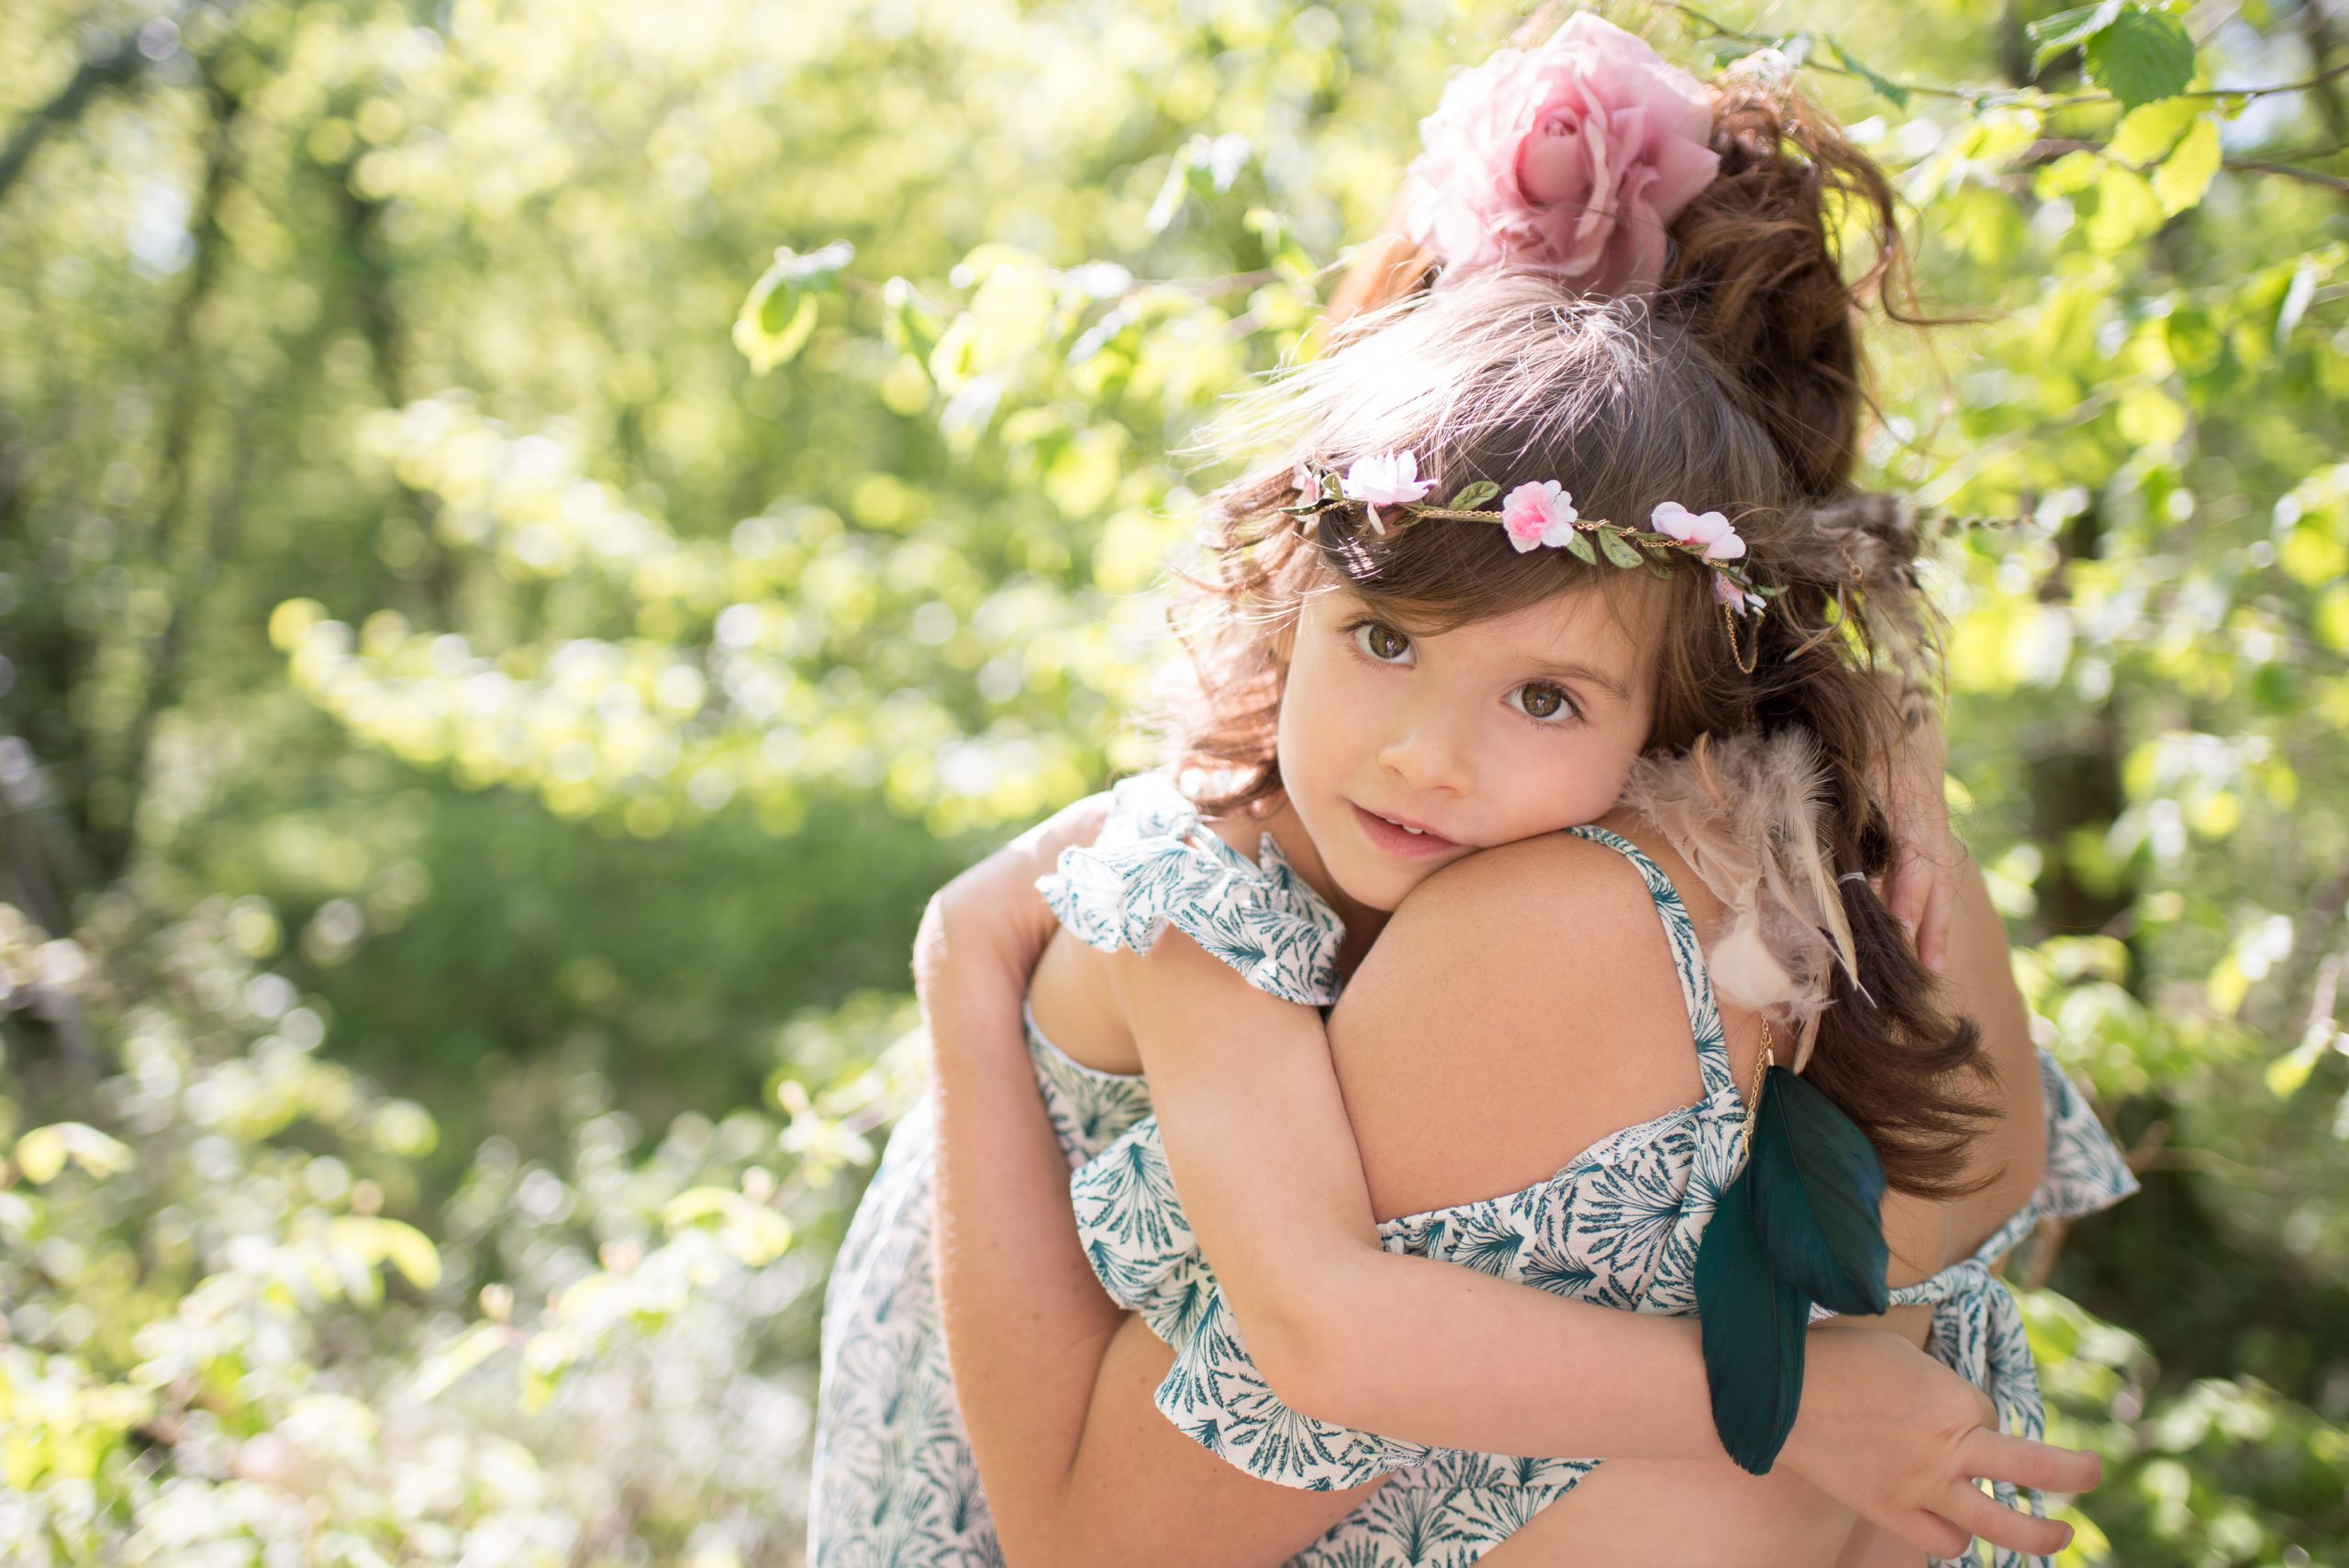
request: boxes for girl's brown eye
[1515,684,1572,721]
[1355,622,1410,662]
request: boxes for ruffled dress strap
[1035,771,1344,1006]
[1563,824,1739,1102]
[1887,1050,2140,1568]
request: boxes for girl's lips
[1350,801,1462,859]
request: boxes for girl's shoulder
[1035,771,1344,1007]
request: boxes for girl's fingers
[1884,847,1925,947]
[1895,1507,1974,1563]
[1960,1427,2103,1496]
[1916,862,1957,973]
[1939,1478,2076,1560]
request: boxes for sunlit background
[3,0,2345,1561]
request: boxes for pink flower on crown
[1341,450,1435,533]
[1403,13,1722,296]
[1499,480,1579,552]
[1650,500,1745,561]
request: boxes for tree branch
[0,28,148,206]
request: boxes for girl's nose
[1375,710,1470,797]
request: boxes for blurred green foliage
[2,0,2345,1561]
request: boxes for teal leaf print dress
[807,771,2138,1568]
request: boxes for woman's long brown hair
[1146,24,1997,1197]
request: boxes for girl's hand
[913,791,1114,1012]
[1784,1325,2099,1562]
[1877,702,1963,975]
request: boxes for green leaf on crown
[1447,480,1499,510]
[1599,529,1645,569]
[1561,528,1598,565]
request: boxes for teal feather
[1694,1165,1808,1475]
[1748,1065,1891,1316]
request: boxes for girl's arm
[917,799,1383,1568]
[925,807,2089,1565]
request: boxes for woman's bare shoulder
[1328,826,1749,1221]
[1362,817,1731,996]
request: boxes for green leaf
[410,1322,507,1402]
[1747,1065,1891,1316]
[328,1216,444,1291]
[2086,8,2197,109]
[11,1122,133,1185]
[879,276,944,361]
[1561,528,1598,565]
[2087,163,2165,252]
[1598,528,1644,569]
[1447,480,1499,510]
[1826,36,1909,108]
[1695,1169,1808,1475]
[2152,115,2221,214]
[2107,96,2201,165]
[734,241,852,374]
[2276,255,2321,350]
[2032,150,2105,199]
[2026,0,2122,73]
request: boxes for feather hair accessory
[1616,728,1858,1071]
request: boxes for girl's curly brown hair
[1140,28,1995,1198]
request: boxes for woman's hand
[913,790,1113,1014]
[1876,700,1964,975]
[1783,1324,2099,1562]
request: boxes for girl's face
[1273,579,1660,917]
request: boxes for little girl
[810,17,2133,1568]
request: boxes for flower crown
[1279,449,1778,672]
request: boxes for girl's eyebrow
[1525,658,1631,705]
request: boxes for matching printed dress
[807,770,2139,1567]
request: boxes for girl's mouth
[1350,801,1462,858]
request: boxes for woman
[826,23,2126,1567]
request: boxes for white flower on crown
[1340,450,1436,533]
[1650,500,1746,562]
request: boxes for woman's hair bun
[1656,73,1919,500]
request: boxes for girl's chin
[1326,848,1457,917]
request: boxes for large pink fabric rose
[1403,13,1722,295]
